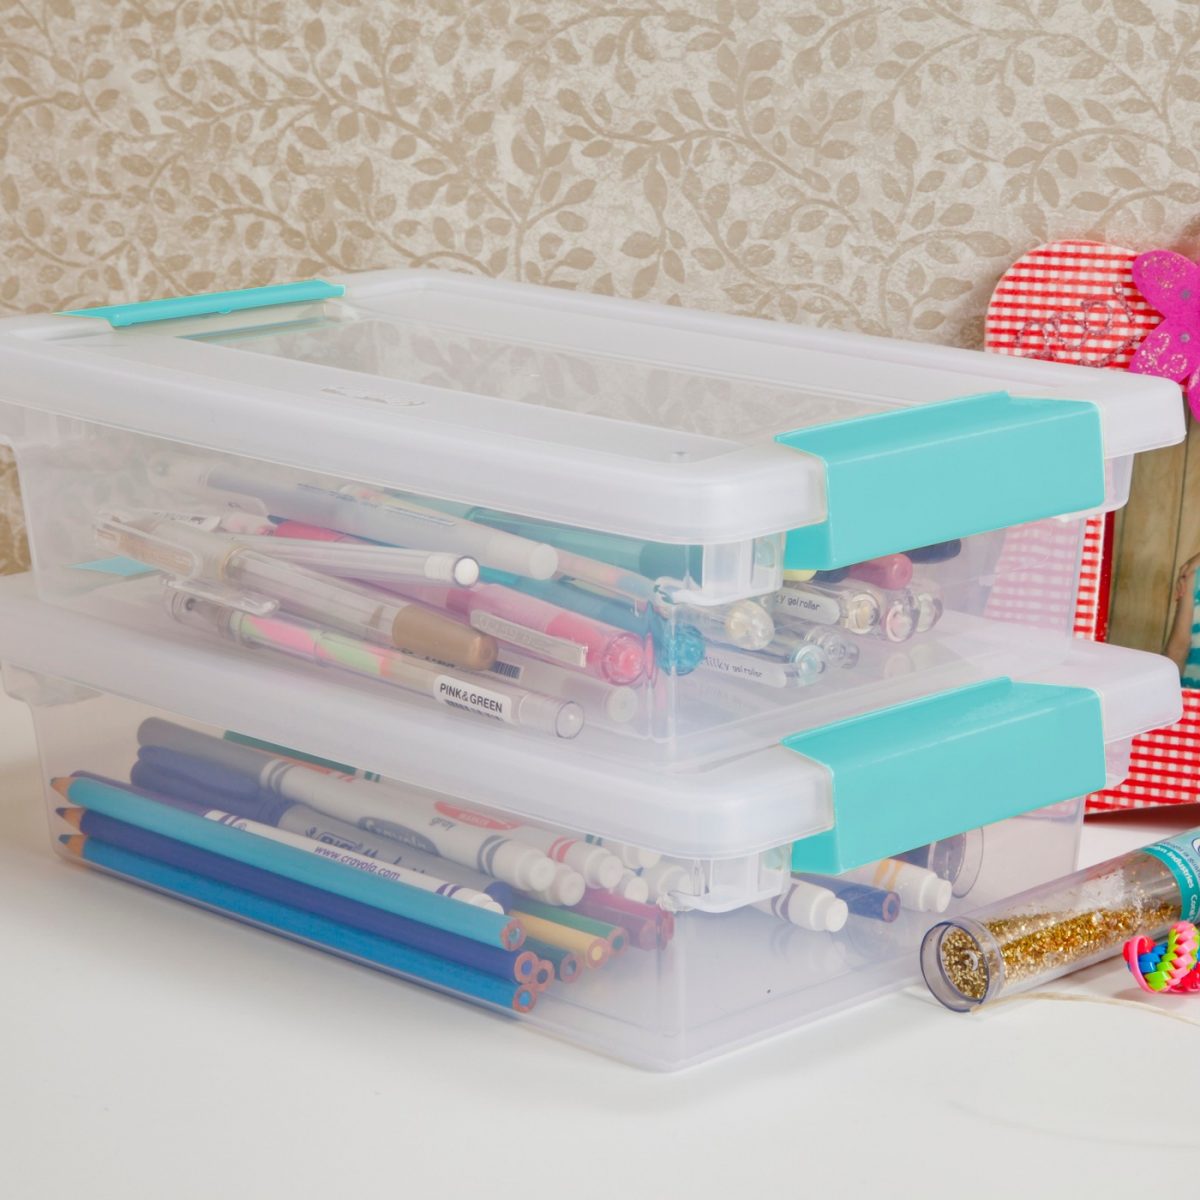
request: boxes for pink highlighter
[383,582,646,686]
[848,554,913,590]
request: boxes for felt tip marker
[135,721,560,893]
[754,878,849,933]
[848,554,913,590]
[793,873,901,922]
[843,859,952,913]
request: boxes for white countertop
[1,687,1197,1197]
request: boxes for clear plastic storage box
[0,272,1184,769]
[0,272,1186,1066]
[0,569,1182,1067]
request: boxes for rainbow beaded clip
[1124,921,1200,994]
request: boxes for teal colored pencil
[53,777,522,951]
[62,835,536,1013]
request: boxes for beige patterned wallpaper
[2,0,1198,573]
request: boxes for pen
[167,460,560,580]
[481,571,705,676]
[378,581,647,686]
[763,621,860,669]
[166,593,585,740]
[100,512,496,670]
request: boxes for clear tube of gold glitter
[920,829,1200,1011]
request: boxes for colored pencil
[61,836,537,1013]
[52,776,523,951]
[58,808,537,983]
[510,911,609,967]
[578,890,673,950]
[521,937,582,983]
[512,897,628,955]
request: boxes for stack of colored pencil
[51,725,677,1013]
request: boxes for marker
[167,595,584,740]
[58,809,537,981]
[135,721,560,893]
[640,860,699,902]
[843,859,952,913]
[528,862,587,907]
[612,870,650,903]
[167,461,560,580]
[60,835,537,1012]
[583,836,660,870]
[128,753,514,910]
[417,805,624,890]
[793,873,901,922]
[483,571,704,676]
[754,878,848,933]
[52,776,524,950]
[98,512,496,670]
[378,581,646,686]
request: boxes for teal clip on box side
[777,391,1105,571]
[786,678,1107,875]
[62,280,345,328]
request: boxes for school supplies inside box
[0,272,1186,1065]
[0,572,1182,1067]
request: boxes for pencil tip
[50,777,73,800]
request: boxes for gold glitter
[940,901,1178,1002]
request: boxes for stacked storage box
[0,272,1185,1067]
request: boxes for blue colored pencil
[52,776,522,951]
[61,835,537,1013]
[60,807,538,983]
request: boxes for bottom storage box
[0,576,1181,1068]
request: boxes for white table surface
[2,687,1197,1197]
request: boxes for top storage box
[0,271,1184,775]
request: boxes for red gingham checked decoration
[1088,692,1200,812]
[985,238,1194,812]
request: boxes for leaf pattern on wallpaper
[2,0,1200,571]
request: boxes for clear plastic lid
[0,270,1183,545]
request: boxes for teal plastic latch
[61,279,344,328]
[786,678,1106,875]
[777,392,1105,570]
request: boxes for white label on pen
[469,612,589,668]
[772,588,840,625]
[434,675,514,723]
[700,646,789,688]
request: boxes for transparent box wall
[6,668,1085,1068]
[3,416,1095,769]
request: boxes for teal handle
[786,678,1106,875]
[62,279,344,328]
[777,391,1105,570]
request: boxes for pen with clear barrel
[98,512,497,670]
[166,592,585,740]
